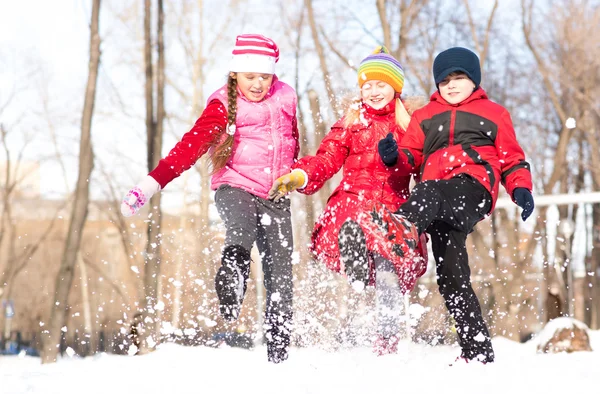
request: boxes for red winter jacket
[397,88,532,210]
[293,100,427,284]
[295,100,411,205]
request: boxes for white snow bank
[1,334,598,394]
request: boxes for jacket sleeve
[149,99,227,189]
[292,124,349,195]
[396,113,425,173]
[496,110,533,198]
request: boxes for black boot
[339,220,369,290]
[215,245,251,321]
[266,312,292,364]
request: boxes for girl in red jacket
[120,34,299,363]
[269,47,427,355]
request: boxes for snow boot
[267,342,289,364]
[373,334,400,356]
[339,219,370,291]
[266,311,292,364]
[215,245,251,321]
[367,203,419,262]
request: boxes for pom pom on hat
[230,34,279,74]
[357,46,405,94]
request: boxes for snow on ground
[2,332,599,394]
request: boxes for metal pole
[566,237,574,317]
[560,220,575,317]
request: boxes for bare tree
[0,125,68,342]
[41,0,101,363]
[135,0,166,354]
[521,0,600,325]
[305,0,341,116]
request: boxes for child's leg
[374,255,403,340]
[338,219,369,290]
[255,197,294,363]
[429,220,494,362]
[396,175,491,235]
[396,180,454,234]
[214,186,258,320]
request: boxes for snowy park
[2,323,598,394]
[1,1,600,393]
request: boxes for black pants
[215,185,293,360]
[398,174,494,361]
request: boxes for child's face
[234,72,274,102]
[360,80,395,109]
[438,74,476,104]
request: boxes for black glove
[513,188,534,221]
[378,133,399,167]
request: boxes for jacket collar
[361,98,396,118]
[430,87,488,107]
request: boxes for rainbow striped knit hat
[357,46,405,94]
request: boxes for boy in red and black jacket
[377,47,534,363]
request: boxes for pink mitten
[120,175,161,217]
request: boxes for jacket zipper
[449,109,456,146]
[264,99,277,184]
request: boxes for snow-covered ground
[2,332,598,394]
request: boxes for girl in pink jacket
[121,34,299,364]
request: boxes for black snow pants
[397,174,495,362]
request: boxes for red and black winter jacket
[397,88,532,210]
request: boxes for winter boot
[367,203,419,262]
[266,309,292,364]
[215,245,251,321]
[449,354,491,366]
[459,346,495,364]
[373,334,400,356]
[267,341,289,364]
[339,220,370,291]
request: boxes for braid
[227,75,237,127]
[210,75,237,173]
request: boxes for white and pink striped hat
[230,34,279,74]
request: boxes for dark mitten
[513,188,534,221]
[378,133,399,167]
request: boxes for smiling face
[360,80,395,109]
[233,72,274,102]
[438,72,476,104]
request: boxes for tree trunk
[41,0,100,363]
[304,0,339,116]
[77,253,96,354]
[138,0,165,354]
[591,204,600,329]
[307,89,331,207]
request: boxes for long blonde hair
[209,74,238,173]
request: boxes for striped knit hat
[230,34,279,74]
[357,46,405,93]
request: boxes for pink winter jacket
[149,78,299,199]
[208,80,299,199]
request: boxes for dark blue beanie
[433,47,481,89]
